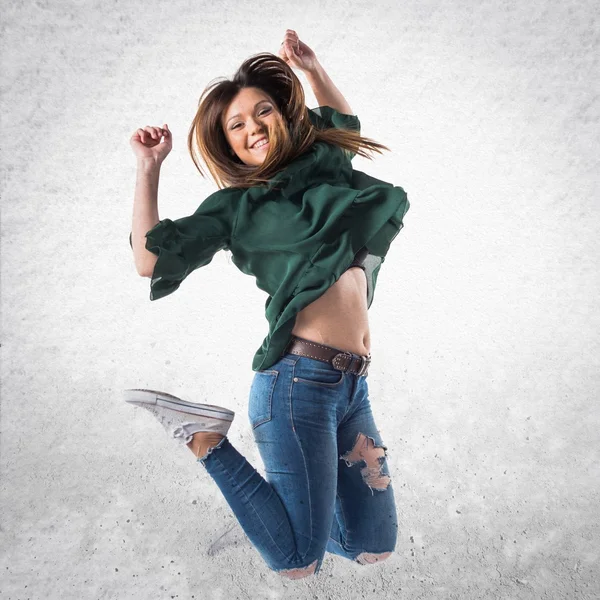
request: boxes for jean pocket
[248,370,278,429]
[293,358,345,388]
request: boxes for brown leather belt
[283,335,371,377]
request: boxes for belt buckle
[356,354,371,377]
[333,351,370,376]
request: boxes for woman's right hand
[130,123,172,164]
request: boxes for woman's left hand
[278,29,318,73]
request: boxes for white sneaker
[123,388,235,444]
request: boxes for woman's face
[221,86,283,166]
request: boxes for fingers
[135,124,169,143]
[282,29,300,51]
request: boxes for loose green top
[129,106,410,372]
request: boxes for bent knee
[278,558,318,579]
[355,551,393,565]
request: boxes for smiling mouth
[251,139,269,150]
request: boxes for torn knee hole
[340,432,391,490]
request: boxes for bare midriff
[291,267,371,356]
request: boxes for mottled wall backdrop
[1,0,598,598]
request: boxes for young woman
[125,30,410,579]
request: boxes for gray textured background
[1,0,599,598]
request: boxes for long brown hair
[187,52,390,190]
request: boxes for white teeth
[253,139,268,149]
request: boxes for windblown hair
[187,53,391,189]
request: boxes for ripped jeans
[197,351,398,577]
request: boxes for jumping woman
[125,29,410,579]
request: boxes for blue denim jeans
[198,351,398,576]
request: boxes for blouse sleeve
[307,105,361,133]
[129,189,239,301]
[307,105,361,159]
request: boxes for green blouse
[129,106,410,372]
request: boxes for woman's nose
[249,118,265,134]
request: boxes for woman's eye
[232,108,271,129]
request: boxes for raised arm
[279,30,354,116]
[305,60,354,116]
[131,158,160,277]
[129,124,172,277]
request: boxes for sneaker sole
[123,388,234,422]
